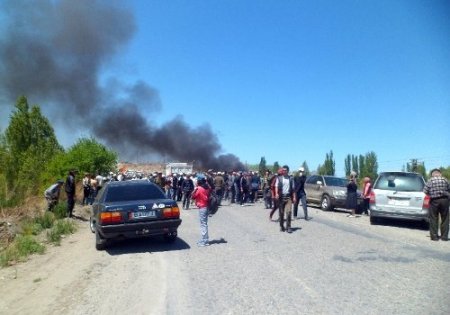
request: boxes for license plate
[388,199,409,206]
[130,211,156,219]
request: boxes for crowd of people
[44,165,449,244]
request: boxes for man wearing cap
[424,168,450,241]
[44,180,64,211]
[275,165,296,233]
[293,167,308,220]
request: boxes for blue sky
[117,0,449,175]
[1,0,449,176]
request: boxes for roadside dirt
[0,205,91,314]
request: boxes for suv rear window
[105,184,166,202]
[374,173,424,192]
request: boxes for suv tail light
[369,191,376,204]
[100,211,123,224]
[423,195,430,209]
[163,206,180,219]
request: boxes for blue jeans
[198,207,209,244]
[294,192,308,218]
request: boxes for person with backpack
[275,165,296,233]
[191,175,211,247]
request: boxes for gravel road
[1,201,449,315]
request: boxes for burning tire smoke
[0,0,244,171]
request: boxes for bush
[0,235,45,267]
[46,220,77,245]
[53,202,68,219]
[35,211,55,229]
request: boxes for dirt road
[1,202,449,314]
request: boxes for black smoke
[0,0,245,171]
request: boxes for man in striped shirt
[423,169,450,241]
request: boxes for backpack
[208,191,219,215]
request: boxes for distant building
[165,163,193,176]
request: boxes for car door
[305,175,321,203]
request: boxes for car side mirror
[317,181,323,186]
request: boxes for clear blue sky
[1,0,449,175]
[121,0,450,174]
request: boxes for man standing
[423,168,450,241]
[275,165,296,233]
[64,170,76,217]
[293,167,308,220]
[213,172,225,206]
[182,174,195,210]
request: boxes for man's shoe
[431,237,439,241]
[280,227,285,232]
[287,228,292,233]
[441,238,448,241]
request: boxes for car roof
[106,180,154,187]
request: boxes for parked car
[369,172,428,224]
[304,175,360,211]
[90,180,182,250]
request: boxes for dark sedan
[90,180,182,250]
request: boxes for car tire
[95,228,107,250]
[164,232,177,243]
[369,215,378,225]
[89,217,96,233]
[321,195,332,211]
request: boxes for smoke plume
[0,0,245,171]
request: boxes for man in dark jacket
[293,167,308,220]
[65,170,76,217]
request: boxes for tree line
[257,150,449,181]
[0,96,117,209]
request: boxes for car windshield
[105,184,166,202]
[374,173,424,192]
[324,177,348,187]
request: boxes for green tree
[351,155,359,175]
[272,161,280,174]
[406,159,427,179]
[344,154,351,176]
[258,157,267,176]
[2,97,63,203]
[318,150,335,175]
[363,151,378,180]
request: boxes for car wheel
[164,232,177,243]
[89,217,96,233]
[369,215,378,225]
[95,228,107,250]
[321,195,332,211]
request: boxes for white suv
[369,172,429,224]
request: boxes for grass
[46,220,77,245]
[0,235,45,267]
[0,204,77,267]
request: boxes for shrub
[46,220,77,245]
[35,211,56,229]
[0,235,45,267]
[53,202,68,219]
